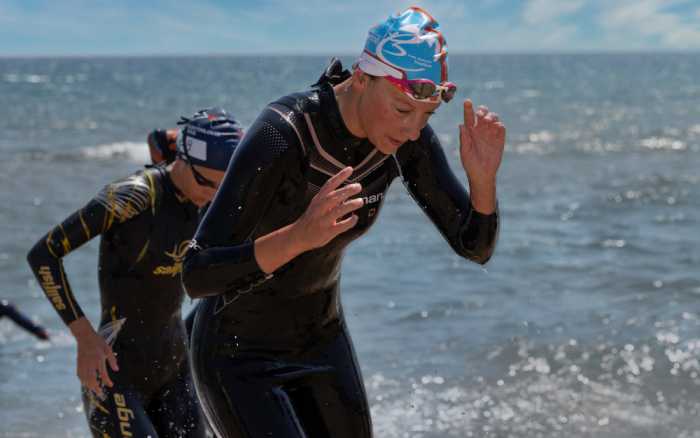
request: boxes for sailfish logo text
[376,30,436,72]
[153,240,191,277]
[38,266,66,310]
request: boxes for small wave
[640,137,687,151]
[79,142,150,163]
[11,141,150,165]
[528,130,555,143]
[3,73,50,84]
[509,142,554,155]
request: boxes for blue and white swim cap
[176,108,243,171]
[357,6,448,84]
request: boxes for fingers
[472,104,504,135]
[318,166,353,197]
[463,100,475,129]
[80,364,102,397]
[466,100,502,130]
[334,214,359,234]
[97,357,113,388]
[106,346,119,372]
[475,106,489,126]
[459,124,472,151]
[484,112,499,123]
[331,198,364,222]
[325,183,363,210]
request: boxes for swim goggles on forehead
[383,75,457,103]
[356,50,457,103]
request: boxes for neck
[333,78,367,139]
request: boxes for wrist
[468,178,497,215]
[284,221,308,259]
[467,173,496,189]
[68,317,95,339]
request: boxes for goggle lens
[385,76,457,102]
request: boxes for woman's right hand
[69,318,119,398]
[292,166,364,252]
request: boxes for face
[355,73,441,154]
[186,164,225,207]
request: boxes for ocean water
[1,54,699,437]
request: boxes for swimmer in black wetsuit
[145,123,220,337]
[27,108,243,438]
[0,300,49,340]
[182,7,506,438]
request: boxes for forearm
[27,235,85,325]
[182,222,305,298]
[463,177,499,263]
[25,199,113,326]
[398,127,499,264]
[254,222,305,274]
[183,240,269,299]
[459,204,499,265]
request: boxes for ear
[351,69,371,93]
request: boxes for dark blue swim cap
[176,108,242,171]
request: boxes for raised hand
[459,99,505,213]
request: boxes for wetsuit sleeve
[394,125,499,264]
[182,107,303,299]
[0,301,48,339]
[26,172,158,326]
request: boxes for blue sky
[1,0,699,56]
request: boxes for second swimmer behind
[27,108,242,438]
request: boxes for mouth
[387,136,403,148]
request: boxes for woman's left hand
[459,99,505,186]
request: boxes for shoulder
[94,167,162,222]
[242,89,320,160]
[272,88,320,115]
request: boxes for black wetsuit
[0,300,48,340]
[27,164,206,438]
[182,67,499,438]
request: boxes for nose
[400,117,422,142]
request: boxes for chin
[371,136,395,155]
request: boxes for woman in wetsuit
[27,108,242,437]
[182,7,505,437]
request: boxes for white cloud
[599,0,700,49]
[2,0,697,55]
[523,0,585,25]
